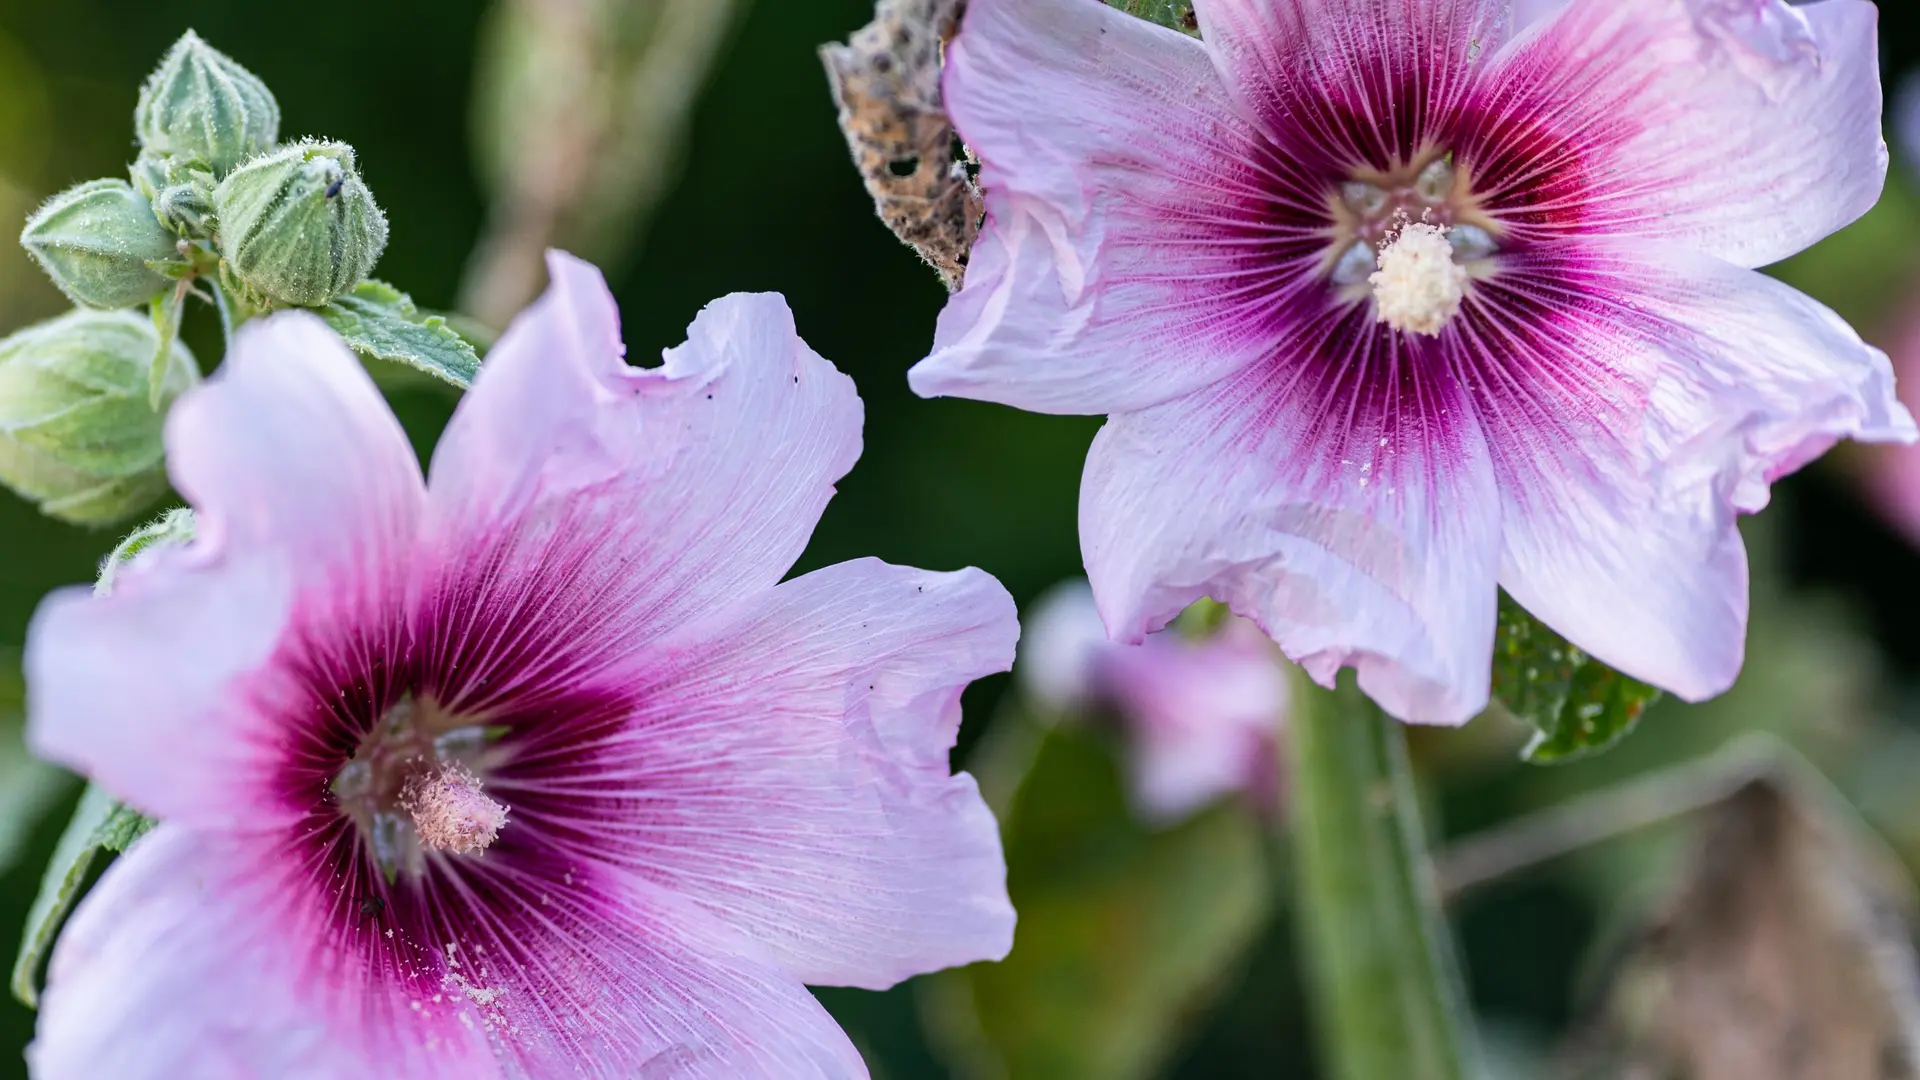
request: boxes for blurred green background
[1,1,1919,1077]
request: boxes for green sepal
[96,507,195,595]
[1103,0,1198,33]
[1168,596,1232,640]
[317,280,481,389]
[146,258,198,281]
[9,784,156,1008]
[1492,593,1662,765]
[147,286,186,409]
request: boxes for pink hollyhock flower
[1860,75,1920,545]
[1865,299,1920,547]
[24,253,1018,1079]
[911,0,1914,724]
[1021,581,1287,824]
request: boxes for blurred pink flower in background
[1021,581,1288,824]
[1862,77,1920,547]
[913,0,1911,725]
[23,254,1017,1079]
[1868,310,1920,548]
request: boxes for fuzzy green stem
[1288,669,1477,1080]
[208,278,254,352]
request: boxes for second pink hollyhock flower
[1022,581,1288,824]
[24,254,1017,1079]
[913,0,1914,724]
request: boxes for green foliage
[1492,594,1662,765]
[18,179,179,310]
[317,280,480,389]
[0,662,69,884]
[1103,0,1199,34]
[924,720,1271,1080]
[0,309,199,526]
[0,725,67,885]
[8,784,153,1008]
[214,140,389,308]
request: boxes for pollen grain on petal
[1369,222,1467,337]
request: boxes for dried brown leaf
[1565,772,1920,1080]
[821,0,980,290]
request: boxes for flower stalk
[1287,668,1476,1080]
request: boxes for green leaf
[316,279,480,389]
[1492,594,1662,765]
[10,783,155,1008]
[1103,0,1199,33]
[922,719,1271,1080]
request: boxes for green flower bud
[19,180,179,309]
[130,151,215,238]
[135,30,280,176]
[0,310,199,527]
[213,140,388,308]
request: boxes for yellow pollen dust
[1369,221,1466,337]
[400,763,508,856]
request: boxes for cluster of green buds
[3,30,391,526]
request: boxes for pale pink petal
[423,252,861,681]
[1477,0,1884,268]
[159,312,424,570]
[1474,239,1913,699]
[1193,0,1513,158]
[405,860,869,1079]
[1080,332,1503,727]
[32,827,868,1080]
[493,559,1017,990]
[25,314,423,828]
[1509,0,1570,33]
[909,0,1290,415]
[30,826,496,1080]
